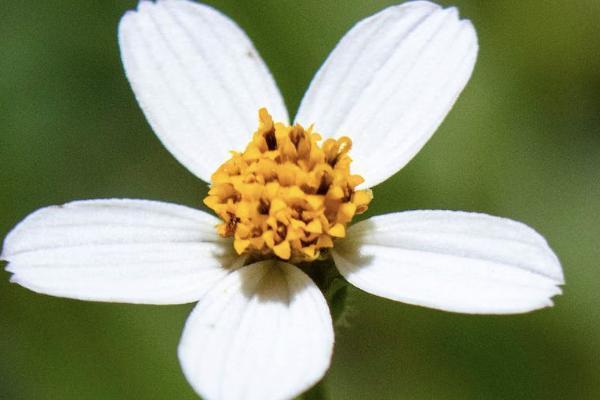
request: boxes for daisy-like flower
[2,1,564,399]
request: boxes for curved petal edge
[295,1,478,187]
[332,210,563,314]
[178,260,334,400]
[119,0,289,182]
[2,199,238,305]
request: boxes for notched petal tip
[121,0,156,17]
[390,0,441,12]
[552,284,564,297]
[136,0,155,11]
[4,261,16,273]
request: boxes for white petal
[2,199,240,304]
[333,211,563,314]
[119,0,289,182]
[295,1,478,187]
[178,260,333,400]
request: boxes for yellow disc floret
[204,108,373,262]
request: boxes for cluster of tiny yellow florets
[204,108,372,262]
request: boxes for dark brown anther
[342,185,353,202]
[328,154,340,167]
[316,174,331,195]
[300,184,316,195]
[290,126,303,148]
[301,238,318,247]
[258,199,270,215]
[264,129,277,151]
[276,222,288,241]
[300,184,317,194]
[225,212,240,236]
[292,205,304,218]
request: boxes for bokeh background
[1,0,599,399]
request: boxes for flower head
[2,1,564,400]
[204,108,372,262]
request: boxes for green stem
[294,259,353,400]
[299,257,352,327]
[325,277,350,327]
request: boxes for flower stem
[300,258,351,327]
[325,276,350,327]
[296,258,353,399]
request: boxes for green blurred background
[1,0,599,399]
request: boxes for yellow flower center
[204,108,372,262]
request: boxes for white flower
[2,1,564,400]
